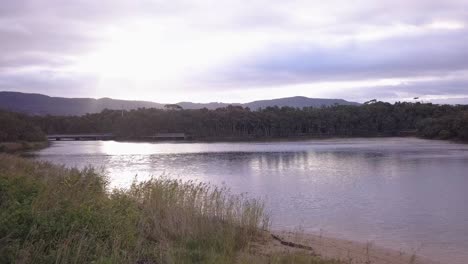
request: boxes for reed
[0,154,336,263]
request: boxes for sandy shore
[253,231,441,264]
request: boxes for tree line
[1,101,468,142]
[0,110,45,142]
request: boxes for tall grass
[0,154,335,263]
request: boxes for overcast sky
[1,0,468,103]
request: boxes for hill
[0,91,359,116]
[244,96,359,109]
[0,92,163,115]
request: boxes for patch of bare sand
[251,231,441,264]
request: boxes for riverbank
[0,154,338,264]
[96,133,466,145]
[0,141,48,153]
[113,132,412,143]
[265,231,440,264]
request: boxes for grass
[0,154,337,264]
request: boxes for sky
[1,0,468,104]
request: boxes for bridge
[47,133,115,141]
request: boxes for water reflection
[33,138,468,264]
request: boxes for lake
[33,138,468,264]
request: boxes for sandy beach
[252,231,442,264]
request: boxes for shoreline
[0,141,49,153]
[47,135,422,145]
[113,134,412,143]
[45,134,467,145]
[265,231,441,264]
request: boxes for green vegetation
[0,110,47,152]
[417,111,468,140]
[0,154,336,263]
[32,101,468,141]
[3,101,468,142]
[0,111,45,142]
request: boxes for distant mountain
[0,92,163,116]
[244,96,359,109]
[177,101,237,110]
[0,91,359,116]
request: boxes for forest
[1,101,468,142]
[0,110,45,142]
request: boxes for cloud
[0,70,99,97]
[316,74,468,103]
[205,28,468,87]
[0,0,468,103]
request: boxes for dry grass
[0,154,338,264]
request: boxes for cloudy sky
[1,0,468,103]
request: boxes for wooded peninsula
[1,101,468,143]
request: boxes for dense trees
[25,102,468,141]
[0,110,45,142]
[417,112,468,140]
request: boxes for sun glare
[76,29,179,80]
[73,24,268,86]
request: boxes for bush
[438,130,452,139]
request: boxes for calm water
[33,138,468,264]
